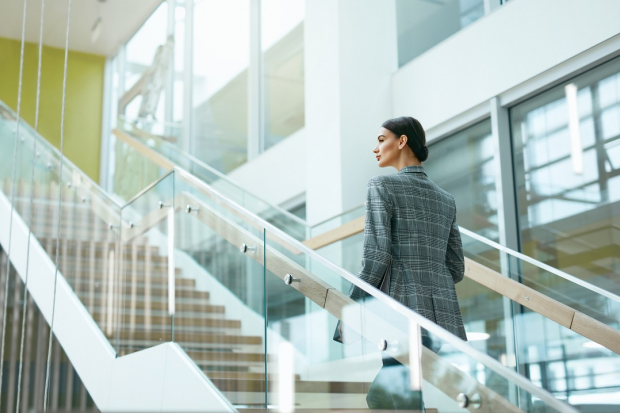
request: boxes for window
[425,119,498,240]
[192,0,250,173]
[510,55,620,292]
[123,2,169,133]
[396,0,491,67]
[261,0,305,151]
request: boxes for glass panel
[117,172,175,355]
[264,227,571,412]
[310,204,366,238]
[0,249,99,412]
[311,199,620,407]
[511,55,620,296]
[123,1,169,130]
[0,100,123,354]
[171,176,267,408]
[114,119,308,240]
[111,129,170,202]
[426,119,498,241]
[462,229,620,406]
[396,0,489,67]
[193,0,250,173]
[0,102,105,411]
[261,0,305,151]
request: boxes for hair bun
[418,145,429,162]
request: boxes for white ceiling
[0,0,163,57]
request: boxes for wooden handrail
[102,189,527,412]
[112,129,175,171]
[303,216,365,250]
[112,128,302,255]
[178,191,525,413]
[111,124,613,401]
[304,215,620,355]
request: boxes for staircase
[0,100,584,413]
[2,178,373,408]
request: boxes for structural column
[304,0,398,225]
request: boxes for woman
[354,116,467,410]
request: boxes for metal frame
[164,0,176,136]
[99,58,114,190]
[500,33,620,108]
[182,0,194,155]
[425,101,491,144]
[248,0,264,160]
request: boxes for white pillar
[304,0,398,225]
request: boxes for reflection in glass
[192,0,250,173]
[426,119,498,241]
[511,56,620,294]
[396,0,486,67]
[123,2,169,131]
[261,0,305,151]
[511,55,620,404]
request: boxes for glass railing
[0,100,578,411]
[112,118,308,241]
[309,204,620,407]
[0,102,109,411]
[0,101,124,348]
[163,166,573,412]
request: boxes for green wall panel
[0,37,105,182]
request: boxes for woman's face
[374,127,401,168]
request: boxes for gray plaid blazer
[351,165,467,341]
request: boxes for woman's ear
[399,135,408,149]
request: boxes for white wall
[227,127,306,207]
[304,0,398,225]
[392,0,620,131]
[234,0,620,226]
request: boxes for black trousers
[366,336,436,411]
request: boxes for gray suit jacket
[351,165,467,341]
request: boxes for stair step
[77,286,209,304]
[71,279,196,293]
[98,316,241,334]
[47,246,167,261]
[205,372,301,381]
[72,283,210,300]
[92,312,233,326]
[118,331,262,345]
[61,264,183,278]
[80,292,212,306]
[214,379,369,394]
[186,350,265,363]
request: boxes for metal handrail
[174,167,575,413]
[1,101,574,412]
[304,197,620,305]
[460,227,620,304]
[0,101,123,211]
[117,118,308,228]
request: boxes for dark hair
[382,116,428,162]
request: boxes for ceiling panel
[0,0,163,57]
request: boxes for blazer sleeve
[446,214,465,284]
[350,177,394,300]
